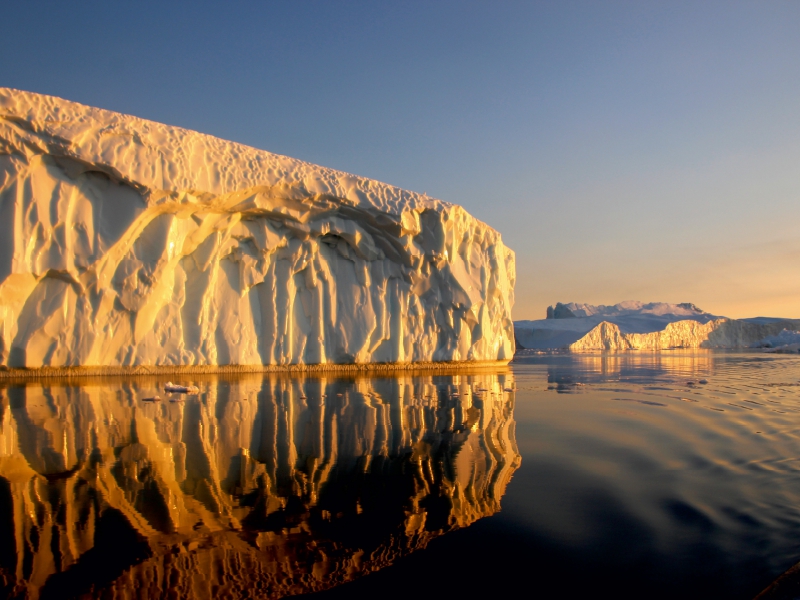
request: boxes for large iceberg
[0,89,515,370]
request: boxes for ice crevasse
[0,88,515,369]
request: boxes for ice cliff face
[0,373,519,598]
[0,88,515,368]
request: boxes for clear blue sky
[3,1,798,318]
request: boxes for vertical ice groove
[0,88,515,368]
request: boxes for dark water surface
[1,352,800,599]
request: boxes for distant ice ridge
[0,88,515,368]
[516,302,798,351]
[546,301,707,319]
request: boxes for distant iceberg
[515,302,799,351]
[753,329,800,349]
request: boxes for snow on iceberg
[0,89,515,369]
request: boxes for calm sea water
[1,351,799,599]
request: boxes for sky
[2,1,798,319]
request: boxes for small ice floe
[143,395,162,402]
[164,382,200,395]
[699,379,709,385]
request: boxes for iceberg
[515,302,799,351]
[515,302,719,350]
[0,89,515,370]
[753,328,800,353]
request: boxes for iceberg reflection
[514,349,715,388]
[0,372,519,598]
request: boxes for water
[1,351,799,599]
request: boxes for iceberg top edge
[0,87,477,223]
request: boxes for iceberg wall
[0,89,515,369]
